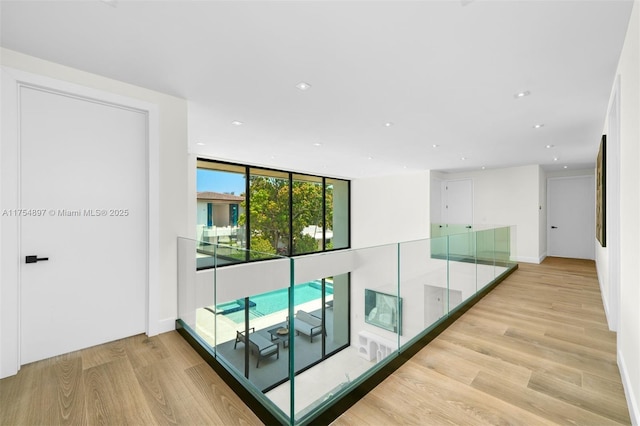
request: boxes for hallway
[334,257,630,425]
[0,258,630,425]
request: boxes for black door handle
[551,226,558,229]
[25,255,49,264]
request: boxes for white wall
[599,1,640,423]
[0,49,188,376]
[351,171,431,248]
[434,165,543,263]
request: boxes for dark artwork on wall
[596,135,606,247]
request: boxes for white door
[19,86,147,364]
[440,179,473,256]
[441,179,473,227]
[547,176,596,260]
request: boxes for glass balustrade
[177,225,517,425]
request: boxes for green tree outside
[238,176,333,256]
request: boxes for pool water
[217,281,333,323]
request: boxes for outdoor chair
[234,327,279,368]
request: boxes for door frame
[546,175,596,259]
[605,76,621,332]
[1,67,160,378]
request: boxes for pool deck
[195,297,332,347]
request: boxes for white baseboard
[149,317,176,336]
[514,255,543,264]
[618,350,639,425]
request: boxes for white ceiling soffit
[0,0,633,178]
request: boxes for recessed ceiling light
[481,166,486,170]
[296,82,311,91]
[563,165,568,169]
[553,157,559,161]
[432,144,439,148]
[533,124,544,129]
[313,142,322,147]
[461,157,467,161]
[367,156,373,160]
[196,142,205,146]
[384,122,394,127]
[514,90,531,99]
[231,120,243,126]
[546,144,554,149]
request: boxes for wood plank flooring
[0,331,263,425]
[333,257,631,426]
[0,257,630,425]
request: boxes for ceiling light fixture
[563,165,568,169]
[481,166,486,170]
[313,142,322,147]
[296,82,311,91]
[367,156,373,160]
[384,122,394,127]
[533,123,544,129]
[432,144,439,148]
[546,144,554,149]
[514,90,531,99]
[553,157,559,161]
[231,120,243,126]
[461,157,467,161]
[196,142,205,146]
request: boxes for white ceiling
[0,0,633,179]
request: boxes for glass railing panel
[178,225,517,425]
[196,238,249,269]
[495,226,514,267]
[475,228,497,290]
[398,237,449,346]
[177,237,200,331]
[290,244,399,423]
[431,223,474,237]
[211,252,292,416]
[447,232,477,311]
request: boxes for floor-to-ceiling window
[196,159,350,269]
[248,168,291,259]
[292,174,324,255]
[196,161,247,268]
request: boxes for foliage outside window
[246,169,290,259]
[292,174,324,255]
[196,159,349,268]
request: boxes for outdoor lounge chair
[233,327,279,368]
[292,310,324,342]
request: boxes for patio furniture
[292,310,324,342]
[233,327,279,368]
[267,326,290,348]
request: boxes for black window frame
[196,158,351,270]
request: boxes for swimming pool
[216,281,333,323]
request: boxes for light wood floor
[334,257,631,425]
[0,257,630,425]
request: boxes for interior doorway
[547,176,596,259]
